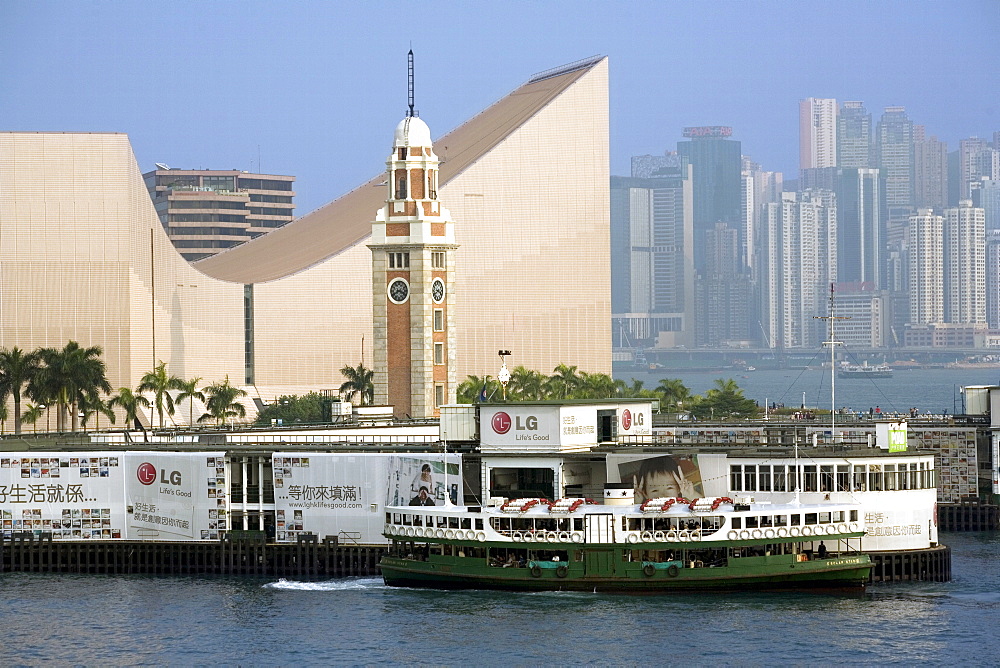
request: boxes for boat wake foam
[263,577,385,591]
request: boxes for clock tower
[370,71,457,418]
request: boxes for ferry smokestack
[603,482,634,506]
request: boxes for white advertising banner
[0,452,126,540]
[124,452,228,541]
[272,453,462,545]
[616,404,652,438]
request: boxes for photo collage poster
[608,453,706,502]
[0,452,125,539]
[123,452,227,541]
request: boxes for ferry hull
[380,556,871,593]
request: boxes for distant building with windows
[143,168,296,261]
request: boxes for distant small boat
[838,361,893,379]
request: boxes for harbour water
[2,532,999,664]
[619,367,1000,416]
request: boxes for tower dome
[394,116,432,148]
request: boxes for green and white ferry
[380,486,872,592]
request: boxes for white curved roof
[394,115,432,148]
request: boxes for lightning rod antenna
[407,49,415,117]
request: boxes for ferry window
[837,465,850,491]
[833,511,844,522]
[884,464,897,490]
[804,465,818,492]
[819,512,831,524]
[869,464,883,491]
[731,517,742,529]
[574,518,584,531]
[773,466,786,492]
[461,518,471,530]
[413,516,423,527]
[393,513,402,524]
[791,513,801,526]
[746,516,759,529]
[402,515,412,526]
[744,466,757,492]
[804,513,818,525]
[385,513,391,524]
[774,515,787,527]
[437,516,447,528]
[475,519,483,530]
[789,467,799,493]
[448,517,459,529]
[909,463,919,490]
[820,465,834,492]
[853,465,866,491]
[759,515,773,528]
[730,465,742,492]
[759,465,772,491]
[850,510,858,521]
[426,515,434,527]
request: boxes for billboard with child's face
[0,452,125,540]
[608,454,706,502]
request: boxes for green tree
[21,403,43,434]
[0,346,41,435]
[138,361,184,428]
[577,371,621,399]
[508,366,547,401]
[175,376,205,427]
[255,392,326,426]
[199,376,248,426]
[108,387,151,430]
[0,401,7,434]
[339,363,374,406]
[656,378,692,411]
[456,375,498,403]
[30,341,111,432]
[693,378,758,419]
[545,364,582,400]
[80,394,115,431]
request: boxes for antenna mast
[815,283,850,441]
[407,49,415,117]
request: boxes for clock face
[388,278,409,303]
[432,278,445,303]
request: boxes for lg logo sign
[491,411,539,434]
[137,462,182,486]
[621,409,644,431]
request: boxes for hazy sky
[3,1,997,215]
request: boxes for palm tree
[656,378,692,411]
[108,388,151,431]
[545,364,582,400]
[30,341,111,432]
[0,346,42,435]
[199,376,248,426]
[21,403,43,434]
[339,363,374,406]
[578,371,620,399]
[508,366,547,401]
[80,394,115,431]
[175,376,205,427]
[138,361,184,428]
[0,401,7,435]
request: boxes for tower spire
[407,49,415,117]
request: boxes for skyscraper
[610,167,695,349]
[759,190,837,349]
[799,98,838,170]
[944,201,986,325]
[836,167,883,287]
[676,126,742,274]
[143,168,296,261]
[837,101,872,168]
[913,128,949,210]
[876,106,916,218]
[907,209,944,325]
